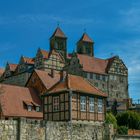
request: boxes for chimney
[49,69,54,78]
[60,71,67,82]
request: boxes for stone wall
[0,120,18,140]
[0,119,114,140]
[45,121,106,140]
[115,135,140,140]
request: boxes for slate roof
[0,84,43,119]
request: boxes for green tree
[117,126,128,135]
[106,113,117,129]
[116,111,140,130]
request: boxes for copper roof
[35,69,61,89]
[51,27,67,38]
[77,54,108,74]
[0,84,43,118]
[48,74,107,97]
[23,56,34,64]
[78,33,93,43]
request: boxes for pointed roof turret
[50,27,67,39]
[78,33,94,43]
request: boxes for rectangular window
[80,96,86,111]
[87,73,90,79]
[27,105,32,111]
[90,73,93,79]
[89,97,94,112]
[36,106,40,112]
[98,99,103,113]
[53,96,59,112]
[96,74,100,80]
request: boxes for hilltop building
[0,27,129,117]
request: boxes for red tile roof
[35,69,61,89]
[40,49,49,59]
[0,68,4,76]
[23,57,34,64]
[0,84,43,119]
[78,33,93,43]
[9,64,17,72]
[77,54,108,74]
[51,27,67,38]
[48,74,107,97]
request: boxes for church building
[0,27,129,115]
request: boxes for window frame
[89,97,94,112]
[53,96,59,112]
[80,96,86,112]
[98,98,103,113]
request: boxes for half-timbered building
[43,74,107,121]
[0,26,130,113]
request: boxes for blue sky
[0,0,140,100]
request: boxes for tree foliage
[106,113,117,129]
[117,126,128,135]
[111,99,118,116]
[116,111,140,130]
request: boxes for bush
[117,126,128,135]
[106,113,117,129]
[116,111,140,130]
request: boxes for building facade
[43,74,107,121]
[0,27,129,111]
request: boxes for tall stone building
[0,27,129,111]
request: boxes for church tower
[76,33,94,56]
[50,27,67,60]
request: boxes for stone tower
[77,33,94,56]
[50,27,67,60]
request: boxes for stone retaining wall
[115,135,140,140]
[0,119,113,140]
[0,120,18,140]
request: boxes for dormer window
[23,101,33,112]
[27,105,32,111]
[35,106,40,112]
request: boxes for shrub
[116,111,140,130]
[106,113,117,129]
[117,126,128,135]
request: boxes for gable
[26,72,47,95]
[107,57,128,76]
[64,53,83,76]
[44,51,65,71]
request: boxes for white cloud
[0,14,99,26]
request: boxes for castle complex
[0,27,129,115]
